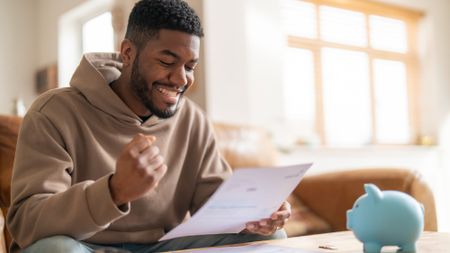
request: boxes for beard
[130,54,181,119]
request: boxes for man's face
[130,29,200,118]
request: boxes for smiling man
[7,1,290,252]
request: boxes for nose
[169,66,188,87]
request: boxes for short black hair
[125,0,204,49]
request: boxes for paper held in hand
[159,163,313,241]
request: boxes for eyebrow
[160,49,199,63]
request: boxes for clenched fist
[109,133,167,206]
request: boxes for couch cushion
[0,115,22,208]
[296,168,438,231]
[213,123,278,168]
[284,195,331,237]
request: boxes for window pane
[82,12,114,53]
[281,0,316,39]
[373,59,410,143]
[322,48,371,146]
[320,6,367,47]
[283,47,316,136]
[370,15,408,53]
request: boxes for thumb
[146,135,156,143]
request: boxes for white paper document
[178,243,315,253]
[159,163,312,241]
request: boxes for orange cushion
[0,115,22,208]
[284,195,331,237]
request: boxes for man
[7,0,290,252]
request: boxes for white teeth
[156,87,178,97]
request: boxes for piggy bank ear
[364,184,383,202]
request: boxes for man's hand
[244,201,291,236]
[109,134,167,206]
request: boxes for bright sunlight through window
[322,48,371,146]
[283,47,316,137]
[281,0,420,146]
[82,12,114,53]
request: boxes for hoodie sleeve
[6,111,129,249]
[189,118,232,214]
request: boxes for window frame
[285,0,423,145]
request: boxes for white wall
[203,0,285,126]
[0,0,90,115]
[36,0,88,68]
[203,0,252,124]
[0,0,37,115]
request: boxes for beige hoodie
[7,53,231,252]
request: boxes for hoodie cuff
[85,174,130,227]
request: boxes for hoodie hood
[69,52,162,126]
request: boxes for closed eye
[160,60,174,66]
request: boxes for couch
[0,116,438,253]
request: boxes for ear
[364,184,383,202]
[120,39,137,67]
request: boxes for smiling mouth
[153,84,188,105]
[156,86,178,97]
[155,85,187,97]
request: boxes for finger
[258,220,278,234]
[277,201,291,212]
[129,135,153,157]
[246,222,276,236]
[259,227,276,236]
[150,164,167,186]
[145,157,165,175]
[258,219,274,228]
[155,164,167,178]
[271,210,290,221]
[271,202,291,220]
[146,135,156,143]
[140,146,160,161]
[254,225,276,236]
[148,155,164,169]
[142,164,167,187]
[245,222,260,232]
[259,218,283,231]
[136,149,160,169]
[271,218,287,229]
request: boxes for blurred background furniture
[213,122,438,235]
[0,117,438,253]
[0,115,21,253]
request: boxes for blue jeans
[23,230,287,253]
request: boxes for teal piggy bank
[346,184,424,253]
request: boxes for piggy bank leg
[363,242,382,253]
[398,243,416,253]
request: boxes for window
[82,12,114,53]
[281,0,422,146]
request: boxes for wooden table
[173,231,450,252]
[269,231,450,252]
